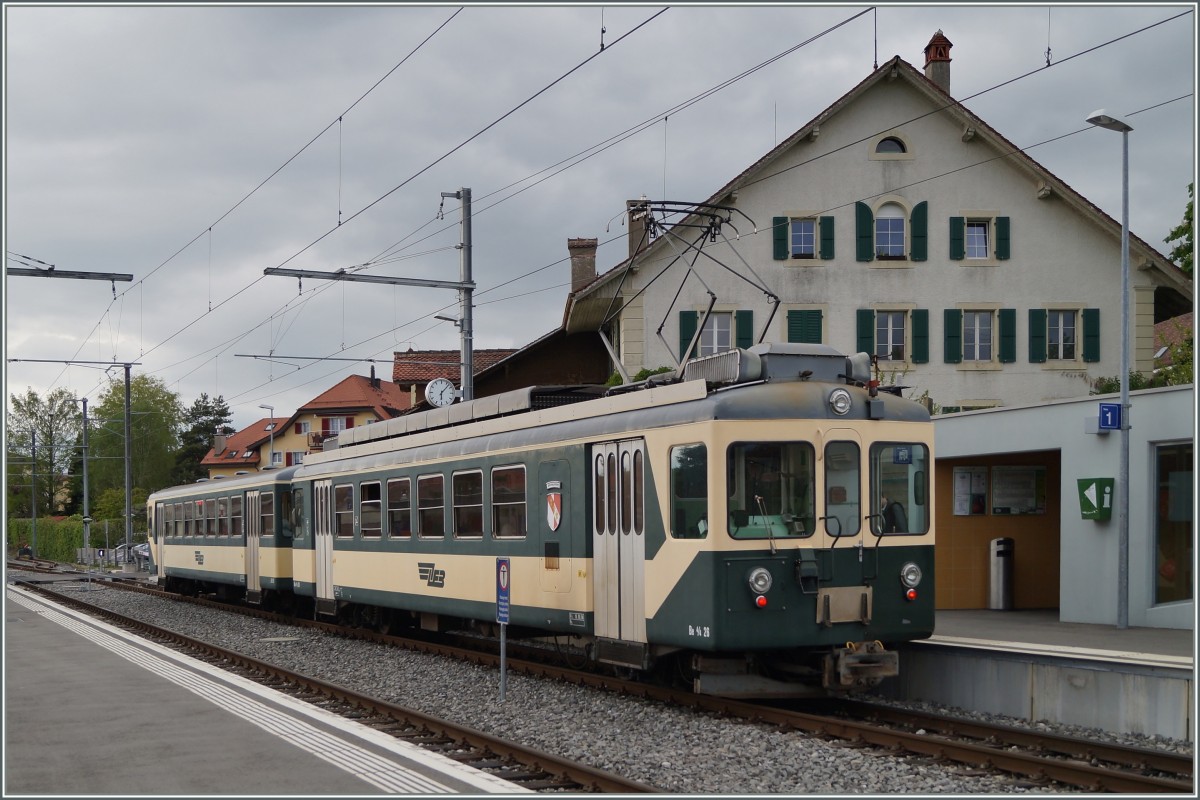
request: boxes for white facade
[936,385,1194,630]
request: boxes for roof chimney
[567,237,598,293]
[923,30,952,94]
[213,433,227,454]
[627,197,651,260]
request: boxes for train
[147,343,935,697]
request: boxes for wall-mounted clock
[424,377,458,407]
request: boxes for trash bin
[989,537,1014,610]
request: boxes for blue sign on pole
[496,557,510,624]
[1099,402,1122,431]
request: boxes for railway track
[18,573,1194,794]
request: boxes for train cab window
[261,492,275,538]
[824,441,861,537]
[670,444,707,539]
[217,497,229,537]
[418,475,445,538]
[387,478,411,538]
[726,442,815,540]
[334,485,353,537]
[230,495,243,537]
[492,466,526,538]
[869,442,929,535]
[453,471,483,538]
[360,481,382,538]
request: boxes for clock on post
[424,377,458,407]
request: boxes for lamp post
[258,404,275,470]
[1086,108,1132,630]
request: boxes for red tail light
[755,595,768,608]
[905,589,917,601]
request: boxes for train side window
[174,502,183,537]
[621,451,633,534]
[606,453,618,532]
[261,491,275,538]
[593,455,606,533]
[277,491,291,538]
[230,495,243,537]
[185,501,195,537]
[670,443,707,539]
[217,497,229,537]
[633,449,644,534]
[290,488,304,538]
[192,499,203,536]
[333,485,353,537]
[207,498,219,537]
[453,470,484,538]
[387,478,411,538]
[492,466,526,538]
[824,441,861,537]
[360,481,382,538]
[418,474,445,538]
[164,503,174,539]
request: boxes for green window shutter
[735,310,755,349]
[787,310,823,344]
[679,310,698,362]
[772,216,789,260]
[819,216,835,260]
[995,216,1010,260]
[856,309,875,353]
[943,309,963,364]
[1082,308,1101,362]
[1028,309,1047,363]
[998,308,1016,363]
[910,201,928,261]
[949,216,965,260]
[855,202,874,262]
[912,309,929,363]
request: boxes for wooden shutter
[772,216,789,260]
[735,310,754,349]
[998,309,1016,363]
[855,202,874,262]
[679,310,698,362]
[294,423,303,435]
[1028,309,1047,363]
[856,309,875,353]
[949,216,965,260]
[819,216,835,260]
[943,309,962,364]
[1082,308,1101,362]
[911,310,929,363]
[345,417,355,428]
[322,417,332,433]
[910,201,928,261]
[285,452,293,467]
[995,217,1010,260]
[787,310,823,344]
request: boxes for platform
[4,585,528,795]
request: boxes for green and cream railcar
[147,466,301,605]
[290,344,935,695]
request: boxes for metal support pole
[124,363,133,556]
[31,430,37,558]
[81,398,90,565]
[459,188,474,401]
[1117,129,1130,630]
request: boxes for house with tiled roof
[1153,312,1193,370]
[201,370,413,477]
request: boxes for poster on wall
[952,466,988,515]
[991,466,1047,515]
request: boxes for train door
[538,460,572,593]
[591,439,646,643]
[245,491,262,604]
[314,479,336,615]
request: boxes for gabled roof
[565,54,1191,333]
[299,373,412,419]
[392,348,517,383]
[1154,312,1194,366]
[200,417,278,467]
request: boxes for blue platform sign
[1099,402,1122,431]
[496,557,510,624]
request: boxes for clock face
[425,378,457,407]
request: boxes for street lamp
[1086,108,1132,630]
[258,404,275,470]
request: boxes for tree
[1164,182,1193,278]
[87,373,183,506]
[6,387,82,517]
[172,393,235,485]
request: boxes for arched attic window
[876,136,907,154]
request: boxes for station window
[418,474,445,538]
[669,443,707,539]
[453,471,483,538]
[1155,443,1193,605]
[360,481,382,538]
[387,478,411,538]
[333,485,353,537]
[492,466,526,538]
[261,492,275,538]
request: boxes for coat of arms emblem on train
[547,492,562,531]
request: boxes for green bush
[7,516,139,562]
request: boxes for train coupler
[823,640,898,690]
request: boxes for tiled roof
[200,417,279,466]
[300,373,412,419]
[1154,312,1194,365]
[392,349,517,383]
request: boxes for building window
[492,466,526,538]
[360,481,381,538]
[334,485,353,537]
[296,421,311,434]
[1048,310,1076,360]
[790,218,816,258]
[876,311,907,361]
[965,221,989,259]
[417,474,444,538]
[1155,443,1193,605]
[387,478,411,538]
[875,203,906,259]
[271,451,283,467]
[876,136,906,154]
[325,417,346,433]
[963,311,993,361]
[699,312,733,356]
[452,470,483,538]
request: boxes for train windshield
[870,442,930,535]
[726,442,816,539]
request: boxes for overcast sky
[4,3,1195,433]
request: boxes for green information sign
[1077,477,1114,521]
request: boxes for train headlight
[829,388,852,416]
[747,567,773,595]
[900,562,922,588]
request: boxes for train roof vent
[683,343,852,384]
[681,348,763,384]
